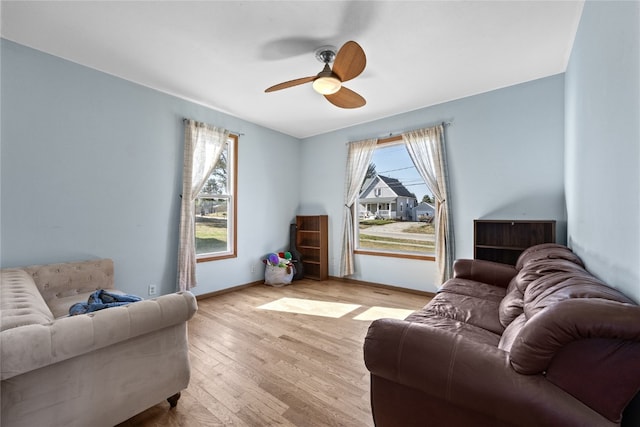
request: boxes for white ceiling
[1,1,584,139]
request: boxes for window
[355,137,435,260]
[195,134,237,261]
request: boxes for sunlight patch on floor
[257,297,361,318]
[257,297,416,320]
[352,306,415,321]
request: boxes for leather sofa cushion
[515,243,585,270]
[452,259,517,289]
[499,258,588,328]
[524,271,635,319]
[1,270,54,331]
[498,312,527,352]
[405,309,501,347]
[498,279,525,329]
[439,278,507,303]
[419,282,506,336]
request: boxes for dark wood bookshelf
[474,219,556,265]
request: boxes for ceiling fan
[264,41,367,109]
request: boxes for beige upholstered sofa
[1,259,198,427]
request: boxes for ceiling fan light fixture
[312,76,342,95]
[264,41,365,108]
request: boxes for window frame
[196,133,238,263]
[354,135,435,262]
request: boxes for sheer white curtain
[340,138,378,276]
[178,120,229,291]
[403,124,455,285]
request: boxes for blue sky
[371,143,433,201]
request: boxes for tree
[201,150,228,195]
[365,162,377,181]
[422,194,434,204]
[359,163,378,193]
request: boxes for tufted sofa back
[20,259,115,318]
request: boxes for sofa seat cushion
[405,310,501,347]
[427,281,506,335]
[1,270,54,331]
[439,278,507,303]
[47,288,125,319]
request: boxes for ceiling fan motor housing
[315,46,337,64]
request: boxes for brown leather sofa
[364,244,640,426]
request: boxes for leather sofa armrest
[364,318,519,400]
[1,291,198,380]
[511,299,640,374]
[509,299,640,422]
[364,318,610,426]
[453,259,517,288]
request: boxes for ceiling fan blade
[324,86,366,109]
[265,76,316,93]
[331,41,366,82]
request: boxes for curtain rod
[353,120,452,145]
[182,118,244,136]
[382,121,452,140]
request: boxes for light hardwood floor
[118,279,430,426]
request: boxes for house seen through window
[195,134,238,261]
[356,139,435,259]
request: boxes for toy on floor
[263,252,295,286]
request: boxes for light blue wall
[565,0,640,302]
[299,74,566,293]
[0,40,301,297]
[3,4,636,304]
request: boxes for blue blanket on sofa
[69,289,142,316]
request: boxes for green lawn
[403,222,435,234]
[359,219,396,227]
[358,220,435,255]
[359,233,435,254]
[195,216,227,254]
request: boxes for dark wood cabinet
[296,215,328,280]
[474,220,556,265]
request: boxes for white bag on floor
[264,263,294,287]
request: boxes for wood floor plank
[117,279,429,426]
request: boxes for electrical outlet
[148,284,157,296]
[251,264,256,273]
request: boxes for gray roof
[378,175,416,199]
